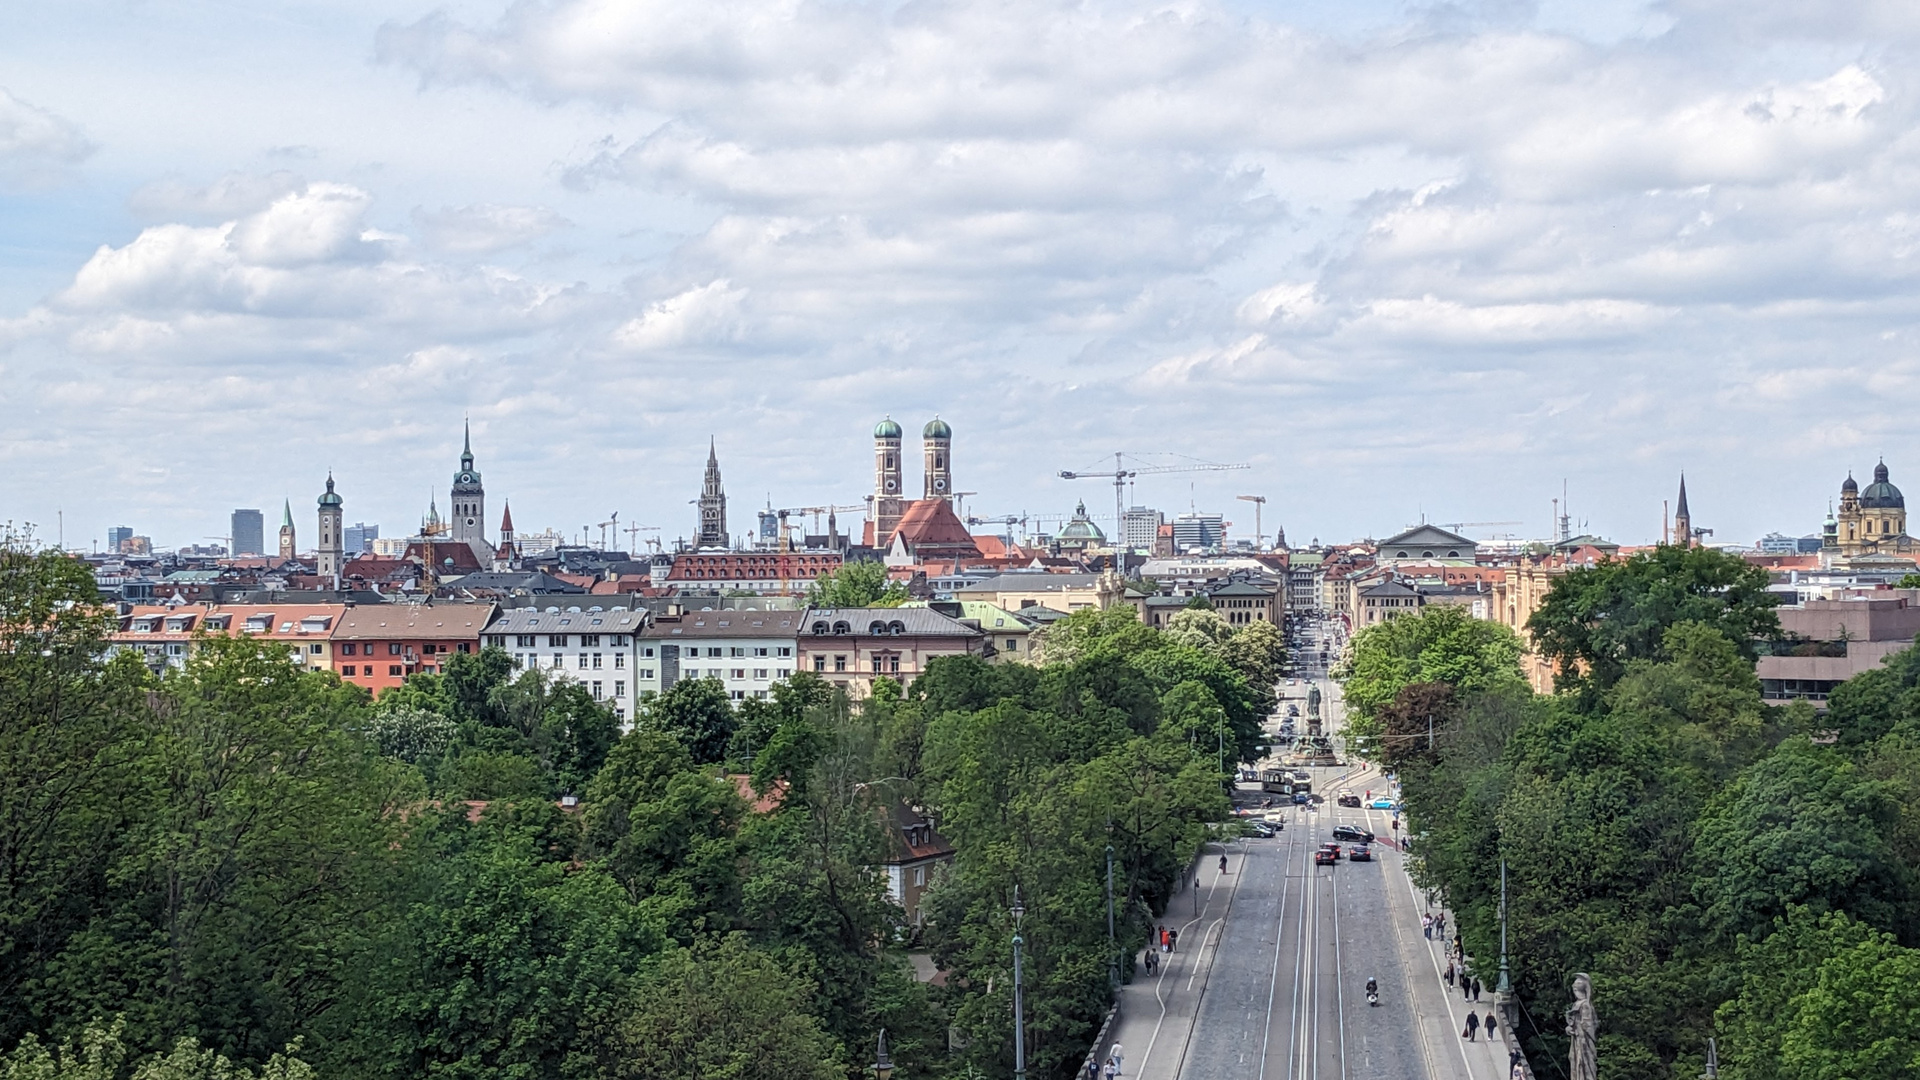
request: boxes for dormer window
[888,621,906,635]
[869,621,887,636]
[832,621,851,635]
[812,621,829,634]
[244,614,272,634]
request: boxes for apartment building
[331,602,494,695]
[110,603,345,672]
[642,608,802,701]
[484,605,651,723]
[797,606,985,696]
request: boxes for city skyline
[7,1,1920,549]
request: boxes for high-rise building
[343,522,378,555]
[317,475,344,581]
[451,421,486,547]
[1172,513,1224,553]
[231,509,264,556]
[107,526,134,553]
[698,438,729,548]
[1121,506,1163,551]
[279,500,296,559]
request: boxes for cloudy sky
[5,0,1920,552]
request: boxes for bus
[1260,769,1293,794]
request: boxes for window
[889,655,901,673]
[730,646,745,658]
[777,668,791,679]
[814,656,827,672]
[778,646,792,657]
[707,668,722,679]
[640,668,654,679]
[458,642,471,653]
[389,643,402,655]
[731,668,745,679]
[643,647,656,657]
[341,643,357,656]
[754,647,769,657]
[730,690,745,701]
[591,681,603,700]
[486,635,505,648]
[834,655,847,672]
[871,655,885,674]
[549,635,568,647]
[582,634,601,647]
[389,664,403,676]
[592,653,603,669]
[552,654,564,668]
[308,643,323,654]
[709,647,724,658]
[342,665,356,676]
[754,668,768,679]
[1006,638,1019,651]
[614,680,625,697]
[610,635,628,647]
[578,654,589,669]
[516,634,536,648]
[614,653,625,669]
[754,690,769,699]
[914,866,926,887]
[513,654,524,668]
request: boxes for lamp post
[1495,857,1519,1052]
[1012,888,1028,1080]
[1105,844,1118,992]
[871,1028,893,1080]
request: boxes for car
[1292,792,1311,805]
[1369,797,1396,810]
[1313,847,1337,865]
[1331,825,1375,844]
[1248,820,1277,838]
[1349,845,1372,861]
[1337,792,1362,808]
[1319,842,1343,860]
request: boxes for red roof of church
[893,499,981,557]
[500,502,514,532]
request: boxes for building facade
[954,570,1126,614]
[110,603,345,673]
[697,439,728,548]
[797,606,984,696]
[485,605,650,724]
[317,475,344,581]
[330,602,495,695]
[278,500,296,559]
[1830,462,1917,556]
[451,423,487,550]
[1757,595,1920,703]
[641,608,801,701]
[666,550,845,594]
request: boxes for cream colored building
[954,570,1125,614]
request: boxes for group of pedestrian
[1155,925,1178,953]
[1461,1010,1498,1041]
[1423,910,1447,940]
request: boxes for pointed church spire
[1672,473,1692,549]
[500,501,515,535]
[282,498,294,527]
[1675,473,1690,518]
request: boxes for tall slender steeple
[923,417,953,501]
[279,499,296,559]
[1672,474,1692,549]
[451,419,486,546]
[872,416,905,548]
[698,438,729,548]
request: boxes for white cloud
[128,171,308,223]
[412,202,570,254]
[613,279,748,350]
[0,88,92,188]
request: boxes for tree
[582,730,744,934]
[1526,545,1780,700]
[1163,609,1232,651]
[1182,593,1214,610]
[2,1020,314,1080]
[1339,605,1527,754]
[604,936,845,1080]
[807,561,906,608]
[638,678,736,765]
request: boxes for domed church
[1828,461,1919,556]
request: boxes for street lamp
[1105,844,1118,992]
[1011,887,1028,1080]
[871,1028,893,1080]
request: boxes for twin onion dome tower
[871,416,953,550]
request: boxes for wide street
[1105,620,1515,1080]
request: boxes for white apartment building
[484,605,652,725]
[641,608,802,702]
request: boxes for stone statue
[1565,972,1597,1080]
[1307,684,1322,716]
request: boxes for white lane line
[1332,840,1349,1080]
[1255,818,1301,1080]
[1145,837,1249,1078]
[1396,846,1484,1079]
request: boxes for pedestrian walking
[1472,976,1483,1002]
[1463,1011,1480,1042]
[1087,1055,1100,1080]
[1485,1012,1498,1039]
[1423,914,1434,939]
[1444,962,1455,987]
[1462,977,1473,1001]
[1168,929,1179,951]
[1111,1045,1123,1075]
[1104,1058,1118,1080]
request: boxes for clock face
[934,479,947,491]
[465,518,476,527]
[885,480,896,491]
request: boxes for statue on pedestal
[1565,972,1597,1080]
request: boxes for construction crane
[1235,496,1266,550]
[1435,520,1523,532]
[773,505,863,549]
[1060,452,1251,535]
[623,523,661,552]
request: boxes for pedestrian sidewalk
[1395,869,1520,1078]
[1096,845,1243,1080]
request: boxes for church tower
[1672,474,1692,548]
[923,417,952,501]
[698,438,729,548]
[278,499,296,559]
[493,502,518,570]
[873,417,905,549]
[316,475,344,581]
[451,421,486,546]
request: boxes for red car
[1313,848,1337,866]
[1318,843,1342,862]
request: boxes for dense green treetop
[807,560,907,608]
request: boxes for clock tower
[451,420,486,547]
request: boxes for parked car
[1369,797,1396,810]
[1349,845,1372,861]
[1337,792,1362,807]
[1331,825,1375,844]
[1248,820,1277,838]
[1292,792,1311,805]
[1313,847,1337,866]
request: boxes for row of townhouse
[111,598,999,725]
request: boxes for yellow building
[1830,462,1918,556]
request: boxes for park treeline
[1340,546,1920,1080]
[0,547,1280,1080]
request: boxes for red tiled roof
[894,499,979,550]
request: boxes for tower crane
[772,505,863,549]
[1059,453,1251,536]
[1235,495,1267,550]
[1435,520,1523,532]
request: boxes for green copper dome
[1862,461,1904,509]
[317,475,343,507]
[923,417,951,439]
[874,417,902,439]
